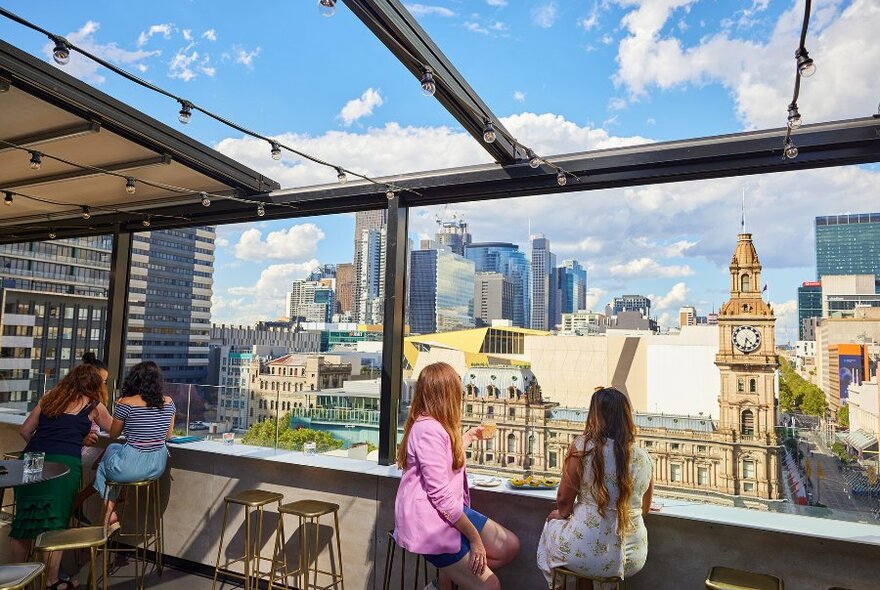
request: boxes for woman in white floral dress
[537,387,653,588]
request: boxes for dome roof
[731,233,761,268]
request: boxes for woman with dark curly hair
[94,361,175,532]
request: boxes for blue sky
[3,0,877,340]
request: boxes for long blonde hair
[396,362,464,470]
[565,387,636,534]
[40,365,107,419]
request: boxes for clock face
[732,325,761,354]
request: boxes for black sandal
[46,580,77,590]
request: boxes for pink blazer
[394,416,470,555]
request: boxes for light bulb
[200,192,211,207]
[257,204,266,217]
[336,168,347,184]
[420,68,436,97]
[0,76,10,93]
[52,38,70,65]
[783,140,799,160]
[3,192,12,206]
[482,120,496,144]
[178,101,192,124]
[142,216,151,228]
[386,190,395,200]
[270,142,282,160]
[81,206,91,220]
[796,49,815,78]
[318,0,336,17]
[48,230,57,239]
[787,103,802,129]
[125,177,136,194]
[556,171,567,186]
[526,149,542,169]
[29,151,42,170]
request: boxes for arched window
[507,433,516,453]
[740,410,755,436]
[528,435,536,455]
[486,437,494,451]
[749,378,757,394]
[740,274,751,292]
[508,386,516,399]
[737,378,745,393]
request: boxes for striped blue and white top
[114,400,176,452]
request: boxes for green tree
[837,405,850,429]
[801,386,828,417]
[241,413,344,453]
[778,380,798,413]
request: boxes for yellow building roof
[403,326,550,369]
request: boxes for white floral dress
[536,437,652,587]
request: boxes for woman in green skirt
[11,365,112,590]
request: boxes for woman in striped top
[94,361,175,532]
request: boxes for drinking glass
[480,419,497,439]
[23,452,45,475]
[303,442,317,456]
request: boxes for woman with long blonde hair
[537,387,653,588]
[10,365,113,590]
[395,362,520,590]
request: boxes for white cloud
[464,21,490,35]
[608,97,628,111]
[532,2,558,28]
[612,0,880,129]
[215,237,230,248]
[578,4,600,31]
[338,88,384,126]
[202,29,217,41]
[651,282,690,310]
[232,45,261,69]
[232,224,325,262]
[136,24,173,47]
[646,117,656,125]
[486,0,507,6]
[770,299,798,344]
[610,258,695,278]
[221,260,321,323]
[555,237,604,255]
[586,287,607,311]
[168,44,215,81]
[513,90,526,102]
[601,33,614,45]
[42,21,159,84]
[182,29,193,41]
[630,238,696,258]
[405,4,456,17]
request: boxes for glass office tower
[465,242,530,328]
[815,213,880,279]
[409,248,475,334]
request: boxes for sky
[2,0,878,342]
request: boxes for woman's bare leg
[439,553,500,590]
[478,519,520,570]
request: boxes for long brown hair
[40,364,107,419]
[565,387,636,534]
[396,362,464,470]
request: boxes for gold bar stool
[1,451,22,519]
[212,489,284,590]
[382,530,435,590]
[269,499,344,590]
[705,566,783,590]
[552,567,623,589]
[32,527,108,590]
[101,478,163,589]
[0,563,45,590]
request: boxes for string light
[270,141,282,160]
[200,192,211,207]
[556,170,567,186]
[257,203,266,217]
[385,189,395,200]
[0,76,10,93]
[125,177,136,194]
[783,140,799,160]
[796,48,816,78]
[336,168,347,184]
[29,150,42,170]
[482,120,496,144]
[420,67,436,97]
[3,192,12,206]
[318,0,336,17]
[142,216,151,228]
[81,206,91,220]
[526,149,542,169]
[787,104,802,129]
[48,229,56,239]
[178,100,193,124]
[50,35,70,65]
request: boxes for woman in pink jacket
[395,362,520,590]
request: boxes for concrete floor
[1,517,238,590]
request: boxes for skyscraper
[474,272,515,327]
[408,248,475,334]
[128,227,215,384]
[354,228,386,324]
[557,259,587,315]
[354,210,388,250]
[434,215,472,256]
[287,279,337,322]
[612,294,652,317]
[335,263,355,316]
[815,213,880,279]
[465,242,530,328]
[529,234,555,330]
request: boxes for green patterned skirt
[9,454,82,540]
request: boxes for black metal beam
[343,0,520,165]
[103,229,132,393]
[0,120,100,152]
[378,195,409,466]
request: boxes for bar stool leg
[400,547,406,590]
[244,508,252,590]
[333,509,344,590]
[152,480,163,574]
[211,501,230,590]
[89,546,97,590]
[382,534,395,590]
[102,538,108,590]
[312,516,320,589]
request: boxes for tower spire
[741,187,745,233]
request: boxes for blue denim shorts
[424,507,489,568]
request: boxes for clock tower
[716,232,780,498]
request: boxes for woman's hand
[546,509,565,521]
[463,426,487,446]
[469,537,488,576]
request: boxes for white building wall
[646,326,720,417]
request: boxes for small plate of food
[508,475,559,490]
[473,476,503,488]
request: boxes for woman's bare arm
[19,402,42,444]
[553,442,581,519]
[642,478,654,516]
